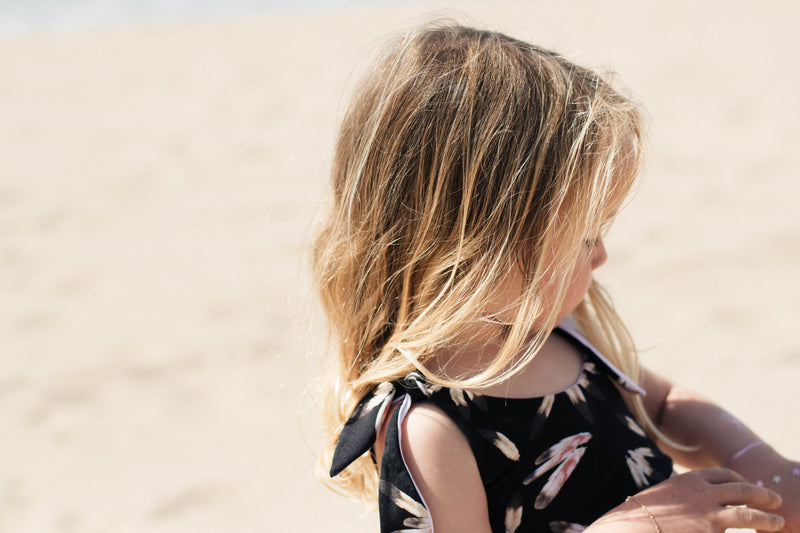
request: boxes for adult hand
[727,448,800,533]
[588,468,784,533]
[759,457,800,533]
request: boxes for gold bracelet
[626,495,662,533]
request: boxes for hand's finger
[697,467,748,484]
[717,482,783,510]
[717,506,785,532]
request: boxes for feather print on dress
[379,480,432,533]
[477,428,520,461]
[621,415,647,437]
[355,382,395,418]
[579,362,605,401]
[565,375,593,422]
[504,492,523,533]
[539,394,556,418]
[450,388,471,407]
[529,394,555,439]
[450,388,472,420]
[449,388,487,420]
[626,447,655,489]
[523,432,592,509]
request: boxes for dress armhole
[392,399,492,533]
[373,399,400,474]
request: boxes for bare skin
[587,468,785,532]
[638,369,800,533]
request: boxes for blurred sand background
[1,1,799,531]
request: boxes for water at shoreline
[0,0,413,36]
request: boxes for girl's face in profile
[556,236,607,322]
[481,232,608,331]
[483,164,628,332]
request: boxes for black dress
[330,322,674,532]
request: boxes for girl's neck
[432,328,585,399]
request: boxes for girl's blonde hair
[313,22,660,503]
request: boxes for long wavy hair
[312,22,664,503]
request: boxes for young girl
[312,23,799,532]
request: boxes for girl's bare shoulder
[399,402,492,533]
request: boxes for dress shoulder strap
[556,320,645,396]
[330,375,435,532]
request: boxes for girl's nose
[591,238,608,269]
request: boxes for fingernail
[774,492,783,508]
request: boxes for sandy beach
[1,1,799,531]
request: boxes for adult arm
[635,367,800,532]
[638,367,765,468]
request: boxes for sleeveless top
[330,322,674,533]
